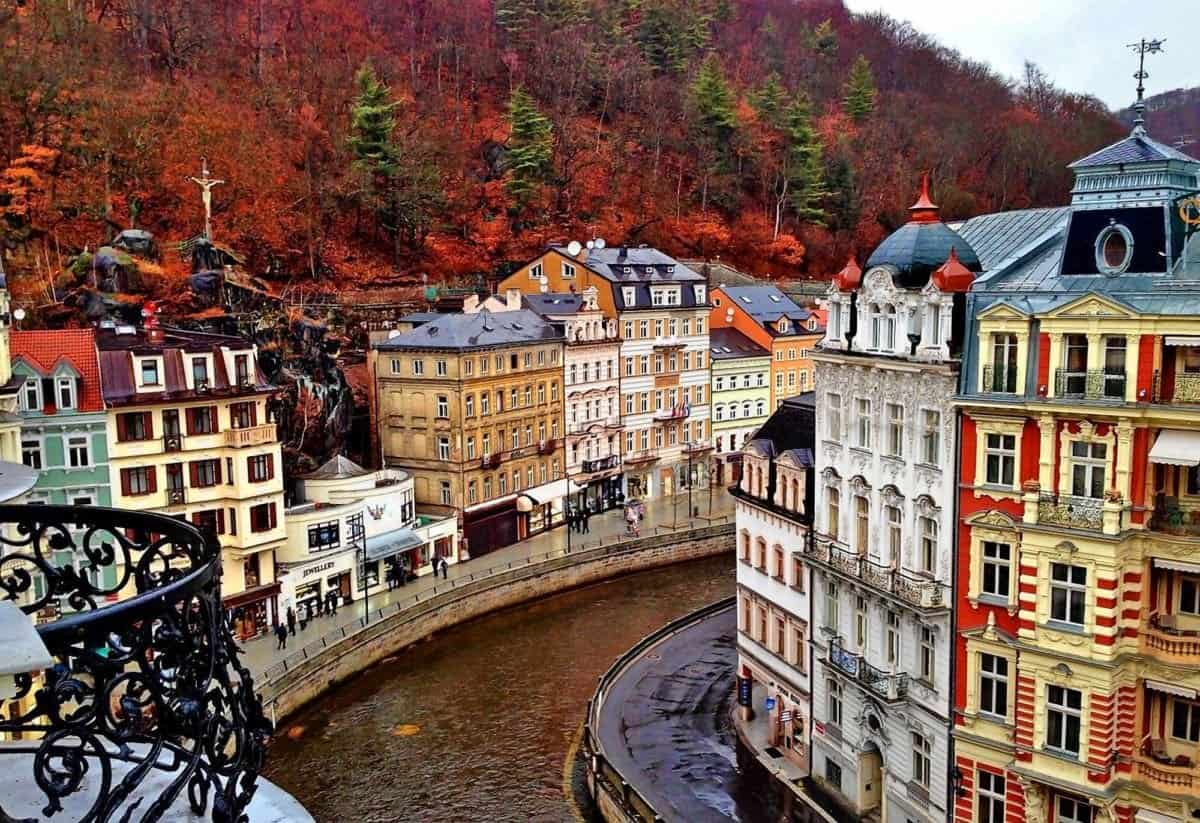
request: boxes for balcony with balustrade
[1132,685,1200,797]
[1054,368,1126,402]
[0,504,304,821]
[1035,492,1105,531]
[805,539,945,612]
[825,636,909,703]
[225,423,277,448]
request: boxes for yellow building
[370,308,567,556]
[952,121,1200,823]
[97,323,284,640]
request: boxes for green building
[710,327,771,485]
[12,328,111,513]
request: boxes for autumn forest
[0,0,1126,303]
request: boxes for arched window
[869,304,882,349]
[855,496,870,554]
[791,478,801,511]
[742,401,752,418]
[827,486,841,540]
[715,404,724,422]
[755,537,767,569]
[756,399,765,416]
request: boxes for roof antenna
[1128,37,1165,137]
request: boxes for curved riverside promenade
[583,597,738,823]
[251,495,734,722]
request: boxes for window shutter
[229,507,237,536]
[213,459,222,485]
[120,468,131,496]
[116,414,128,442]
[210,405,220,433]
[268,502,277,530]
[216,508,225,534]
[185,408,196,436]
[267,454,275,480]
[189,461,199,486]
[146,467,157,493]
[143,412,153,439]
[249,402,258,426]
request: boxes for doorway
[858,744,882,814]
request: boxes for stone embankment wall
[261,524,734,723]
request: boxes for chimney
[462,294,480,313]
[505,288,523,311]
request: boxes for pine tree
[688,53,738,211]
[752,72,786,127]
[812,19,838,61]
[505,86,554,208]
[347,63,399,180]
[843,55,878,122]
[783,93,828,224]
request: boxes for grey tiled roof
[522,292,583,316]
[549,245,708,312]
[302,454,369,479]
[374,308,564,351]
[718,285,811,325]
[954,207,1070,272]
[709,327,770,360]
[1069,133,1199,168]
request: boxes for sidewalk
[240,489,734,679]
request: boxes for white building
[525,287,624,513]
[734,395,815,775]
[807,182,977,822]
[277,455,458,621]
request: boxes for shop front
[462,497,520,557]
[279,549,357,624]
[223,581,281,641]
[361,526,424,591]
[516,478,575,537]
[574,458,624,514]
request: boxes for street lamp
[359,541,371,625]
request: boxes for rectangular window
[480,393,490,415]
[465,396,475,417]
[1180,576,1200,615]
[1046,685,1083,756]
[121,466,156,496]
[250,502,277,533]
[827,679,843,727]
[976,772,1005,823]
[888,405,902,458]
[247,454,273,483]
[436,359,447,376]
[885,505,901,564]
[912,732,932,789]
[57,377,76,409]
[991,333,1019,392]
[390,358,401,375]
[854,495,870,553]
[21,438,42,469]
[901,615,926,677]
[187,406,217,435]
[979,653,1009,719]
[981,541,1011,599]
[854,595,868,650]
[67,435,90,467]
[140,359,160,385]
[827,393,841,441]
[919,516,937,573]
[1070,441,1107,499]
[192,459,220,487]
[436,395,449,418]
[440,481,452,505]
[192,357,209,386]
[984,433,1016,487]
[856,398,871,448]
[412,359,424,376]
[827,487,840,541]
[1102,337,1126,398]
[1049,563,1087,626]
[824,581,839,633]
[886,611,899,665]
[921,410,941,465]
[22,378,40,411]
[118,411,152,442]
[1171,698,1200,743]
[1057,797,1092,823]
[437,437,451,461]
[1063,334,1088,395]
[308,521,341,552]
[230,401,255,429]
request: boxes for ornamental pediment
[976,302,1029,321]
[1046,292,1134,320]
[965,509,1019,531]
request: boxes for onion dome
[865,175,982,289]
[832,254,862,292]
[930,247,976,293]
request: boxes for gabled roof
[551,246,704,284]
[375,308,563,351]
[953,207,1070,272]
[11,329,105,412]
[709,327,770,360]
[1069,133,1199,168]
[522,292,583,317]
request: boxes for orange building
[710,285,824,407]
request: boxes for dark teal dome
[865,221,981,289]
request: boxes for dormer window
[140,359,160,386]
[807,318,817,331]
[778,317,790,333]
[529,262,543,281]
[622,286,636,306]
[234,354,251,385]
[56,377,76,410]
[1095,222,1133,274]
[563,262,576,279]
[694,285,706,304]
[192,357,209,387]
[21,378,40,412]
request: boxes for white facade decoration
[809,266,958,823]
[564,287,623,510]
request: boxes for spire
[931,246,975,293]
[1128,37,1166,137]
[909,173,939,223]
[833,254,862,292]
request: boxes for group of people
[567,504,594,534]
[273,555,452,650]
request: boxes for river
[265,555,740,822]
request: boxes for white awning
[1145,679,1197,699]
[516,478,579,512]
[1137,811,1183,823]
[1165,336,1200,347]
[1153,558,1200,575]
[1148,429,1200,467]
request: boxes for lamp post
[359,541,371,626]
[687,447,695,518]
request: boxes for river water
[265,555,739,823]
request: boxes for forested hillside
[0,0,1122,300]
[1119,86,1200,152]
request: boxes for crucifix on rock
[188,156,225,240]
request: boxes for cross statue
[188,156,225,240]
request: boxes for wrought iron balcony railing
[1054,368,1125,400]
[580,455,620,474]
[0,504,270,822]
[1037,492,1104,530]
[826,637,909,702]
[981,364,1018,394]
[805,541,944,610]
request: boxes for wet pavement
[593,605,778,822]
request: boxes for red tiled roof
[11,329,105,412]
[832,255,862,292]
[931,247,976,293]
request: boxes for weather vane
[1127,37,1165,135]
[188,156,225,241]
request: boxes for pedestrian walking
[275,622,287,650]
[582,510,590,534]
[286,606,296,636]
[440,556,449,579]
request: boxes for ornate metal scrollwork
[0,504,270,822]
